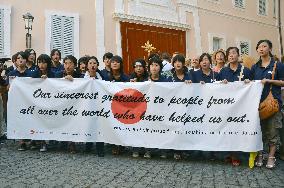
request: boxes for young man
[100,52,113,79]
[50,49,64,74]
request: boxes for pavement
[0,140,284,188]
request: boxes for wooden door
[121,22,186,74]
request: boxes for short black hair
[50,49,62,59]
[17,51,29,61]
[199,53,212,64]
[63,55,77,67]
[161,52,171,62]
[103,52,113,61]
[148,56,163,73]
[172,54,185,65]
[87,56,99,66]
[226,47,239,58]
[148,53,160,62]
[78,56,89,67]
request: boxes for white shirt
[162,60,173,72]
[84,71,103,80]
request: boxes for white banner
[8,78,263,152]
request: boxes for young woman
[217,47,251,166]
[105,55,129,82]
[146,56,168,159]
[213,49,226,73]
[35,54,54,79]
[7,51,35,151]
[129,58,148,82]
[168,54,191,82]
[105,55,129,155]
[148,56,168,82]
[129,59,148,158]
[192,53,215,84]
[82,56,105,157]
[217,47,251,82]
[251,40,284,169]
[168,54,191,160]
[34,54,55,152]
[25,49,37,72]
[55,55,81,153]
[55,55,82,80]
[78,56,88,75]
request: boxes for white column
[114,0,124,56]
[95,0,105,66]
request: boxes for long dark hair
[25,48,37,64]
[171,54,188,74]
[109,55,124,81]
[256,39,273,57]
[37,54,52,75]
[256,39,274,64]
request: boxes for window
[0,5,11,58]
[213,37,221,52]
[208,33,226,53]
[51,15,74,58]
[0,9,4,56]
[45,11,79,59]
[234,0,244,8]
[236,38,250,56]
[258,0,267,15]
[273,0,276,17]
[240,41,249,55]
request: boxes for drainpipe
[278,0,283,58]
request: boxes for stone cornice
[113,12,191,31]
[177,3,278,28]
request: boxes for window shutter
[235,0,244,8]
[51,15,74,58]
[62,16,74,57]
[259,0,266,15]
[240,41,249,55]
[51,15,63,53]
[0,9,4,56]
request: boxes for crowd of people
[0,39,284,169]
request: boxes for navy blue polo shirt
[149,74,169,82]
[168,72,191,82]
[54,70,82,78]
[105,73,130,82]
[33,69,55,78]
[6,69,34,85]
[251,59,284,106]
[217,63,251,82]
[100,69,110,80]
[129,73,148,82]
[51,63,64,74]
[192,69,216,83]
[24,64,38,78]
